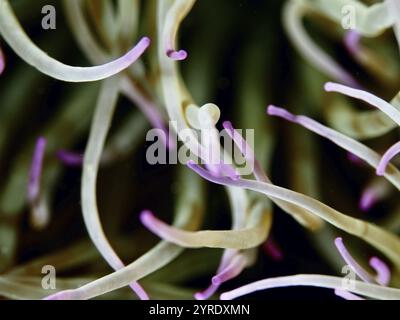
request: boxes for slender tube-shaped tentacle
[211,254,249,286]
[335,238,376,283]
[195,249,256,300]
[220,274,400,300]
[267,105,400,193]
[195,249,257,299]
[377,141,400,176]
[325,93,400,140]
[141,202,272,250]
[194,250,239,300]
[283,0,357,86]
[188,162,400,270]
[0,0,150,82]
[325,82,400,126]
[80,77,148,300]
[163,0,196,60]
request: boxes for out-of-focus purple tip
[344,30,361,56]
[263,239,284,262]
[267,105,297,122]
[359,189,377,212]
[28,137,47,202]
[0,47,5,75]
[56,150,84,167]
[140,210,154,227]
[222,121,234,133]
[347,152,364,165]
[167,49,188,61]
[194,284,219,300]
[369,257,391,286]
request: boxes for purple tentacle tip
[263,239,284,262]
[344,30,361,56]
[376,141,400,176]
[347,152,364,165]
[0,48,4,75]
[369,257,391,286]
[56,150,84,167]
[28,137,47,202]
[167,49,188,61]
[135,37,151,54]
[222,121,234,133]
[359,189,377,212]
[267,105,297,122]
[194,284,219,300]
[121,36,151,65]
[141,37,151,46]
[140,210,154,227]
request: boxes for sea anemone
[1,0,400,301]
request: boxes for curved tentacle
[220,274,400,300]
[0,0,150,82]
